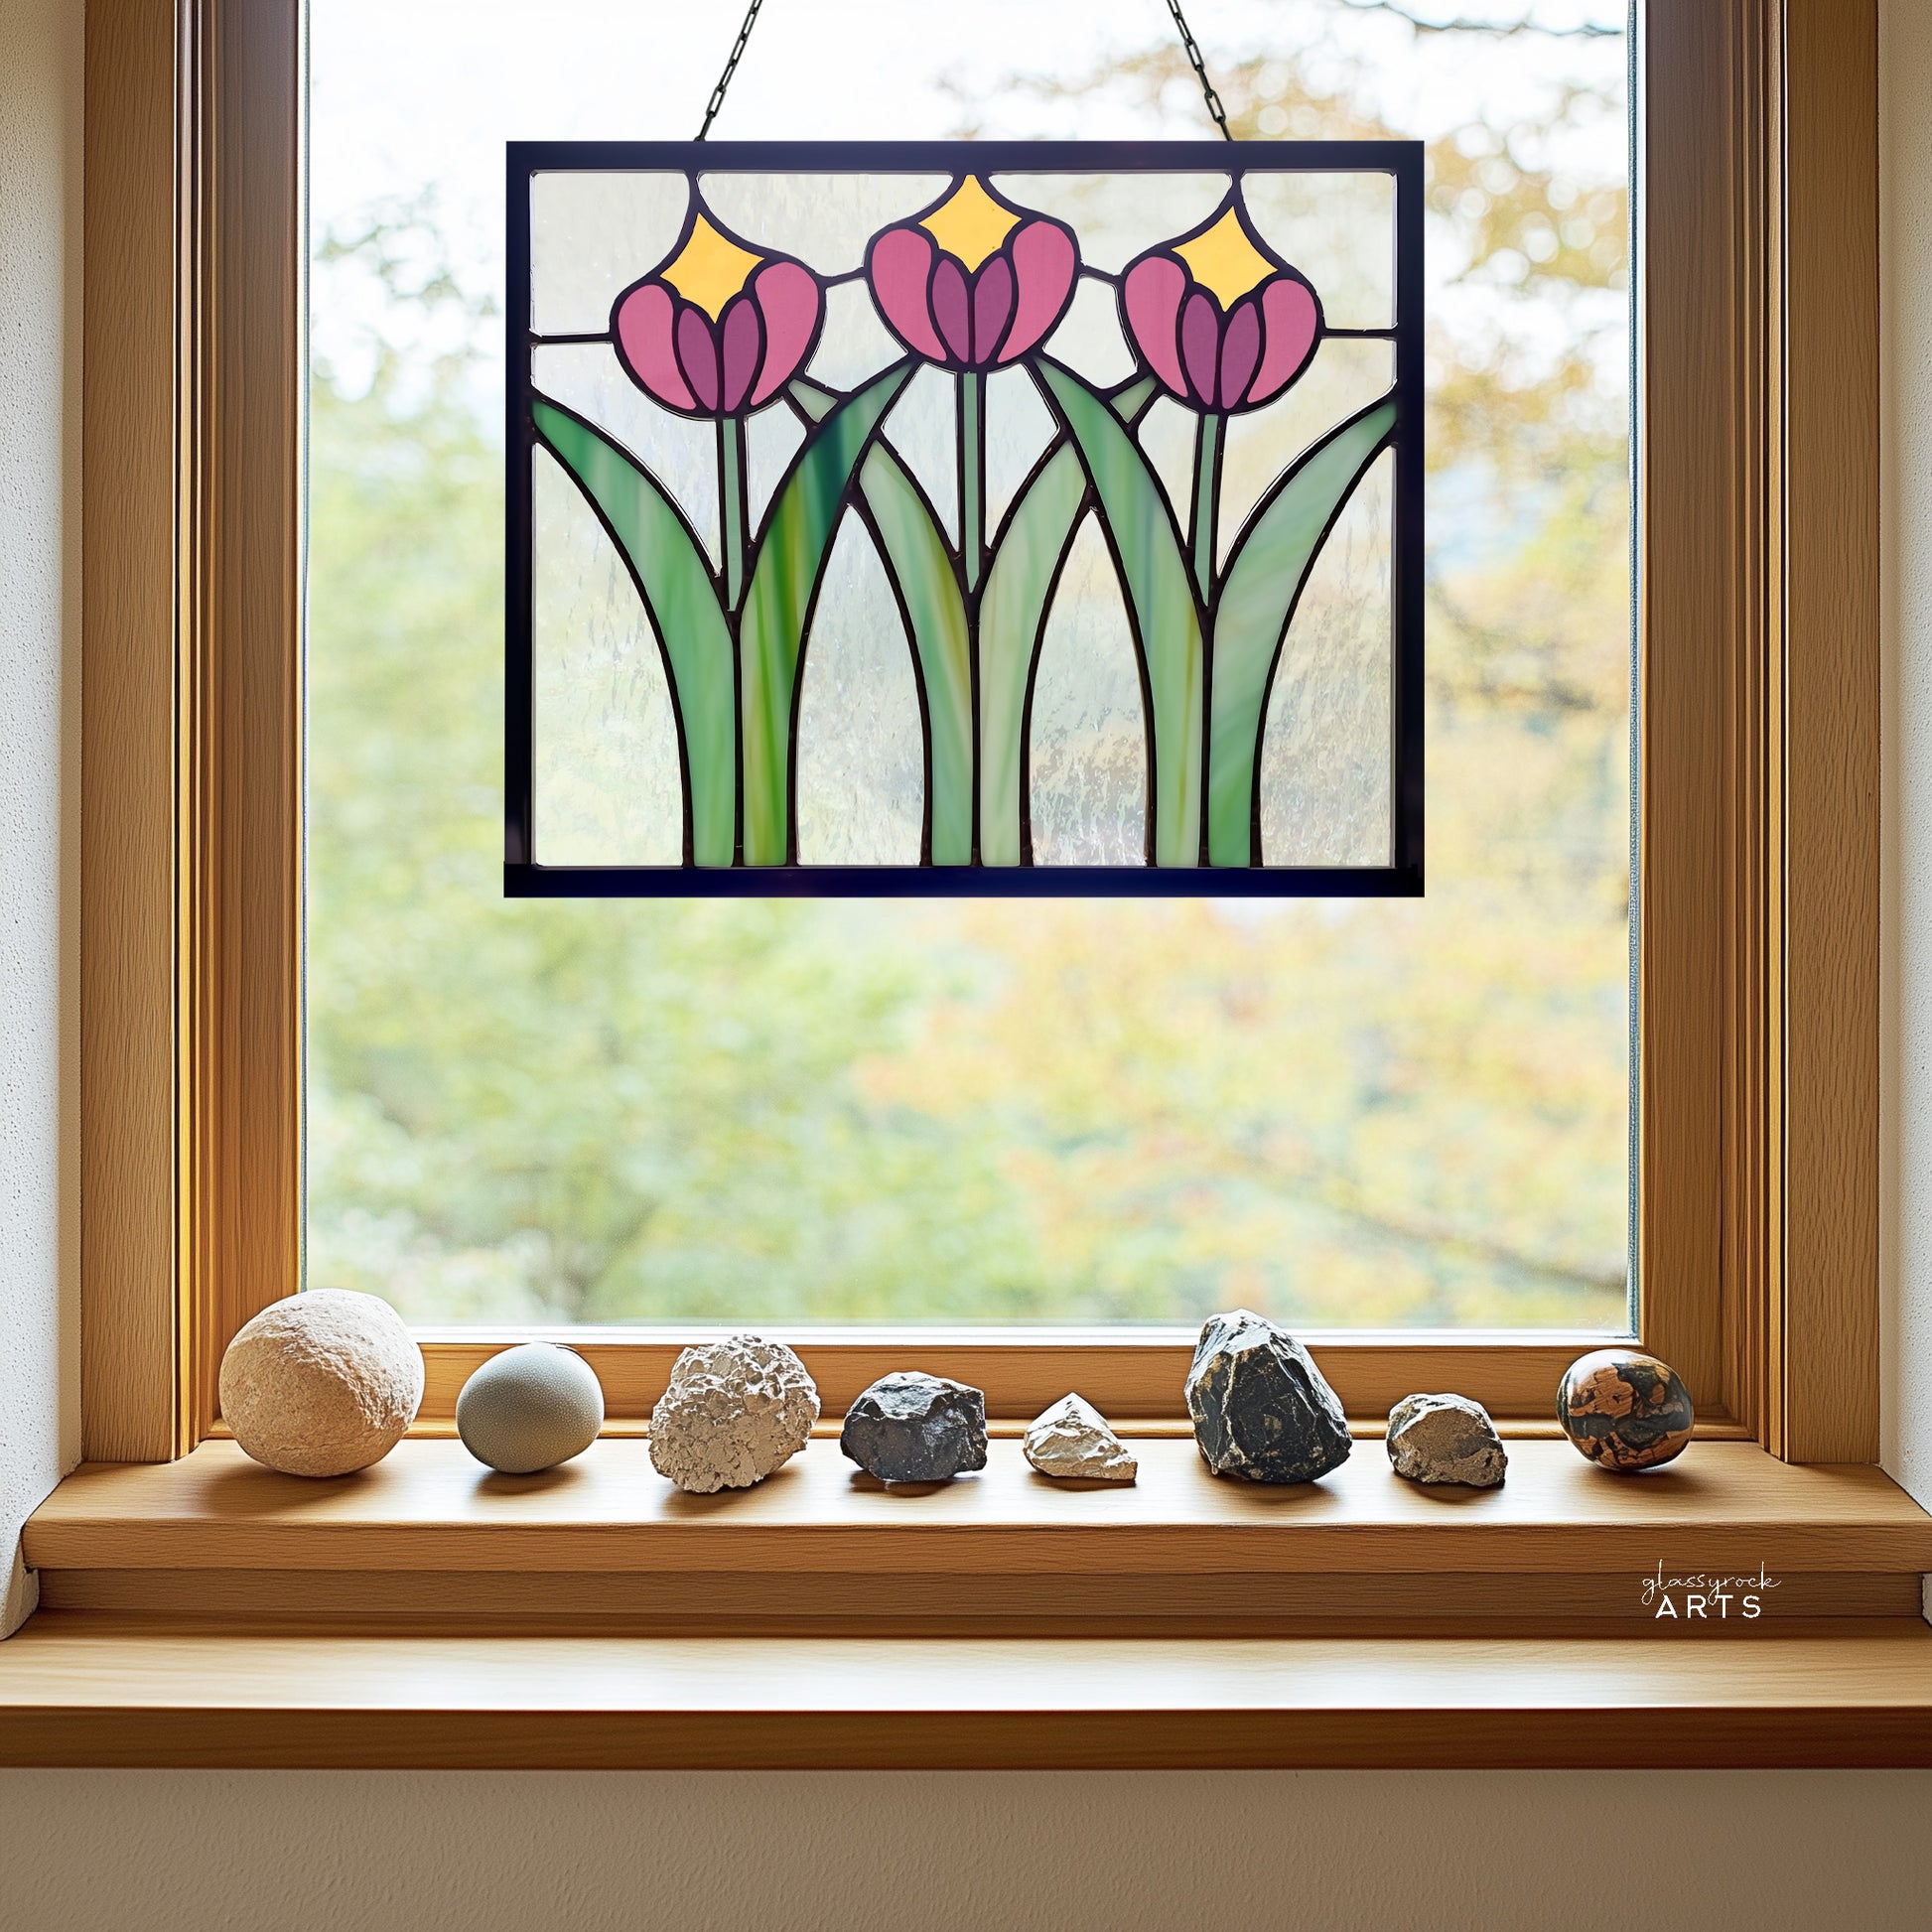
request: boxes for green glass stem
[961,369,985,593]
[720,413,748,612]
[1191,411,1223,601]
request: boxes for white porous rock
[648,1334,820,1494]
[1024,1392,1139,1482]
[218,1290,424,1477]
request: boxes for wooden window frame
[77,0,1878,1464]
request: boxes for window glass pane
[308,0,1633,1330]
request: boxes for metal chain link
[695,0,767,141]
[693,0,1235,142]
[1162,0,1234,140]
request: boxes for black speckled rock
[1557,1349,1695,1472]
[1184,1310,1352,1484]
[840,1372,988,1483]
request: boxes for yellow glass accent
[662,214,763,320]
[920,177,1021,272]
[1173,207,1279,309]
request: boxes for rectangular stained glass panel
[508,143,1422,896]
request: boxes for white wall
[1,3,1930,1926]
[0,0,80,1636]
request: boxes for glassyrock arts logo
[1639,1562,1780,1620]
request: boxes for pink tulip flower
[612,209,823,417]
[867,176,1078,371]
[1121,200,1322,414]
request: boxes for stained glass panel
[508,143,1421,894]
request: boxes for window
[304,0,1634,1342]
[74,0,1877,1467]
[41,0,1900,1785]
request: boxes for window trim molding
[76,0,1878,1459]
[1778,0,1881,1460]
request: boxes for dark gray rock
[840,1372,988,1483]
[1385,1391,1507,1487]
[1184,1310,1351,1484]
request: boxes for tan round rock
[219,1290,424,1476]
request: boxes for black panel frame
[504,140,1424,897]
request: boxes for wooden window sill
[7,1438,1932,1767]
[25,1437,1932,1587]
[5,1622,1932,1768]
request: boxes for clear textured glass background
[308,0,1633,1330]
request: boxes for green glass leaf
[859,446,973,866]
[1035,361,1205,868]
[978,445,1084,868]
[788,377,837,424]
[977,377,1157,868]
[740,361,915,867]
[1209,398,1398,868]
[530,396,736,868]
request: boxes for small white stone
[218,1290,424,1477]
[456,1342,605,1474]
[648,1334,819,1494]
[1024,1392,1138,1482]
[1385,1391,1508,1488]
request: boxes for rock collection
[456,1341,605,1474]
[840,1371,988,1483]
[1384,1391,1507,1488]
[219,1290,424,1477]
[226,1289,1613,1509]
[1184,1309,1352,1484]
[1557,1348,1695,1472]
[1024,1393,1138,1482]
[649,1334,820,1494]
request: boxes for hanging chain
[693,0,1235,143]
[695,0,767,141]
[1162,0,1233,140]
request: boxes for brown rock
[1385,1391,1508,1487]
[1557,1348,1695,1471]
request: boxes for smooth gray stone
[456,1341,604,1475]
[1184,1309,1351,1484]
[1385,1391,1508,1487]
[840,1372,988,1483]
